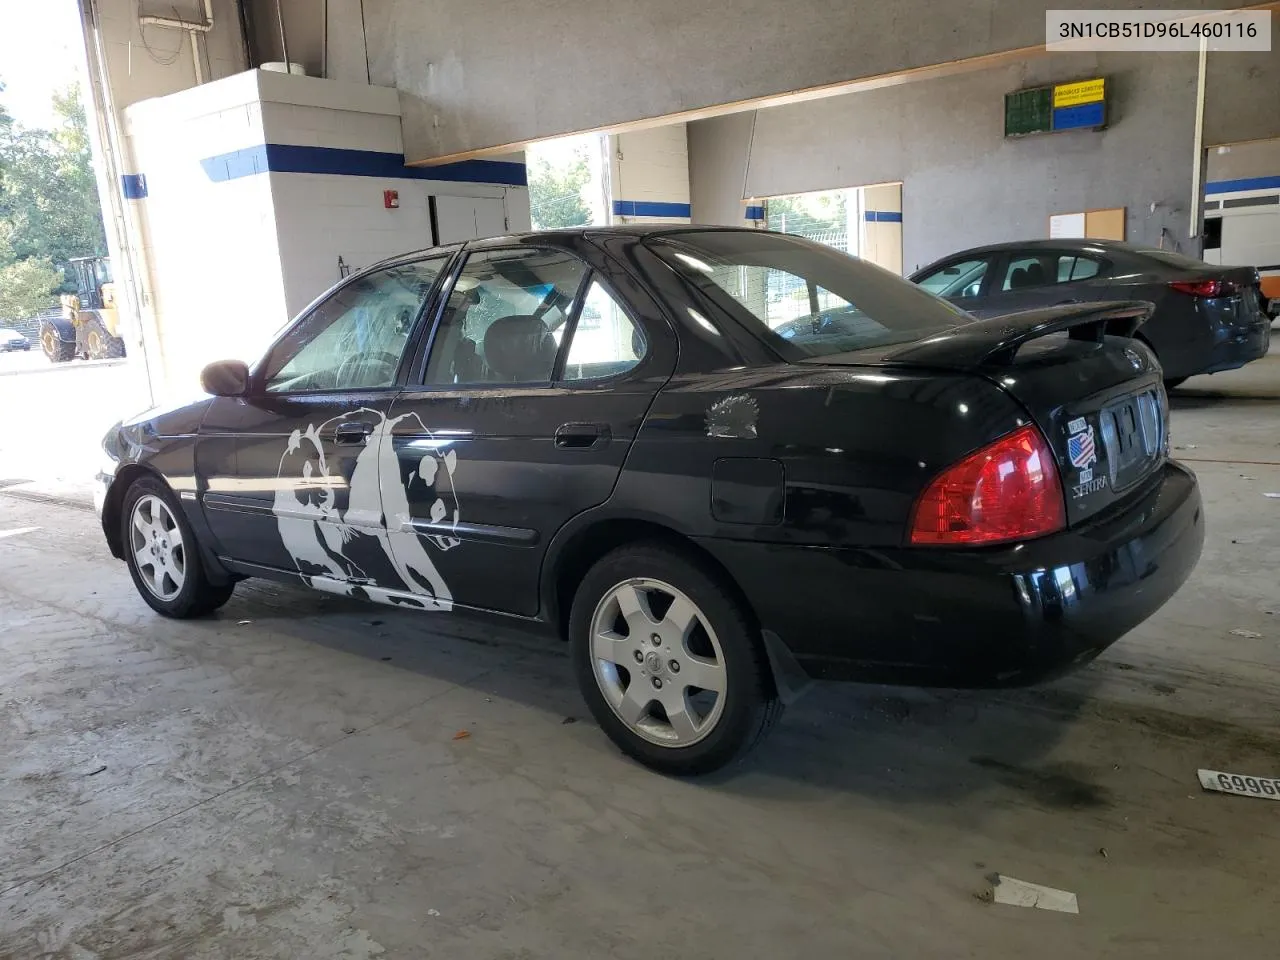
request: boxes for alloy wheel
[129,495,186,601]
[589,577,728,747]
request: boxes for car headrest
[483,314,556,382]
[1009,267,1030,289]
[1023,261,1047,286]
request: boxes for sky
[0,0,86,128]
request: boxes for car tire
[1163,376,1188,390]
[121,475,234,618]
[570,541,782,776]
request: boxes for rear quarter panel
[610,365,1031,548]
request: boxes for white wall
[257,80,529,316]
[609,125,691,224]
[124,72,286,394]
[269,174,529,319]
[94,0,247,110]
[122,69,531,395]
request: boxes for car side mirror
[200,359,251,397]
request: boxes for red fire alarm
[383,189,399,209]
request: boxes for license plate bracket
[1099,389,1162,491]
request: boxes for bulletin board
[1084,207,1126,241]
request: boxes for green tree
[528,149,592,229]
[0,255,60,320]
[0,83,107,268]
[765,190,847,239]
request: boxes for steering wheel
[334,351,402,388]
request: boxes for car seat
[482,315,557,382]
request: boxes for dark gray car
[910,240,1271,387]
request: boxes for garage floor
[1,352,1278,958]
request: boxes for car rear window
[648,231,968,360]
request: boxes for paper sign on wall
[1049,212,1086,239]
[1053,78,1106,109]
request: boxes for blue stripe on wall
[744,204,765,220]
[864,210,902,223]
[199,144,528,186]
[1206,175,1280,195]
[612,200,692,218]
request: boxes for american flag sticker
[1068,424,1097,469]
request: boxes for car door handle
[1056,298,1082,305]
[555,422,610,449]
[334,422,375,445]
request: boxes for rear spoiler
[884,300,1155,368]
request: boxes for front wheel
[570,542,782,775]
[40,325,75,362]
[122,476,234,618]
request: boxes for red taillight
[909,425,1066,546]
[1169,279,1235,298]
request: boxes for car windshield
[648,231,969,360]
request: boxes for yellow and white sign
[1053,78,1105,108]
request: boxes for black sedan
[96,227,1203,775]
[911,239,1272,387]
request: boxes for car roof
[909,238,1173,279]
[943,238,1149,256]
[363,225,771,272]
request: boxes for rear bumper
[699,461,1203,688]
[1198,315,1270,376]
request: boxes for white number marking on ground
[1198,768,1280,800]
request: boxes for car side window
[424,247,588,385]
[1006,253,1101,291]
[1002,255,1055,291]
[561,280,647,381]
[916,258,989,299]
[262,259,445,393]
[1061,255,1101,282]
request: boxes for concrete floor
[1,351,1278,958]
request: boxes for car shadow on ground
[204,579,1101,808]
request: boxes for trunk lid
[808,301,1169,526]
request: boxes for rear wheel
[570,543,782,775]
[84,313,126,360]
[122,476,234,618]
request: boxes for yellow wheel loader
[39,256,127,363]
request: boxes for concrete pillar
[607,125,691,225]
[860,183,903,275]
